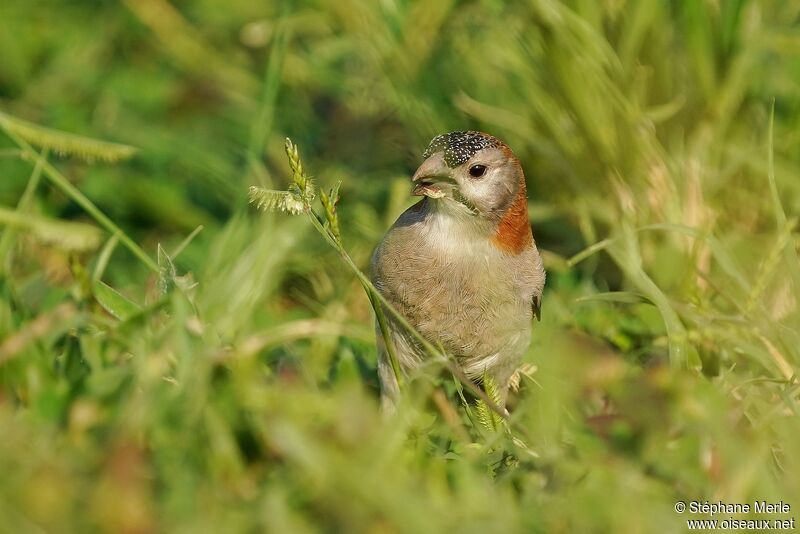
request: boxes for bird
[371,131,545,411]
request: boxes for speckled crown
[422,131,500,168]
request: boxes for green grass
[1,0,799,532]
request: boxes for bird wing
[531,293,542,322]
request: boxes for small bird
[371,131,545,410]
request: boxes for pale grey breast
[371,200,536,369]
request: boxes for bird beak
[411,152,453,198]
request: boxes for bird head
[412,131,532,252]
[412,131,523,217]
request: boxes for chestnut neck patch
[423,131,499,168]
[492,184,533,254]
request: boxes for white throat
[422,199,495,254]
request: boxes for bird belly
[372,223,531,380]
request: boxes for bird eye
[468,164,487,178]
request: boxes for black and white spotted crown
[423,131,500,168]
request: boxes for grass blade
[92,279,142,321]
[2,129,159,272]
[0,111,137,163]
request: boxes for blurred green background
[1,0,799,532]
